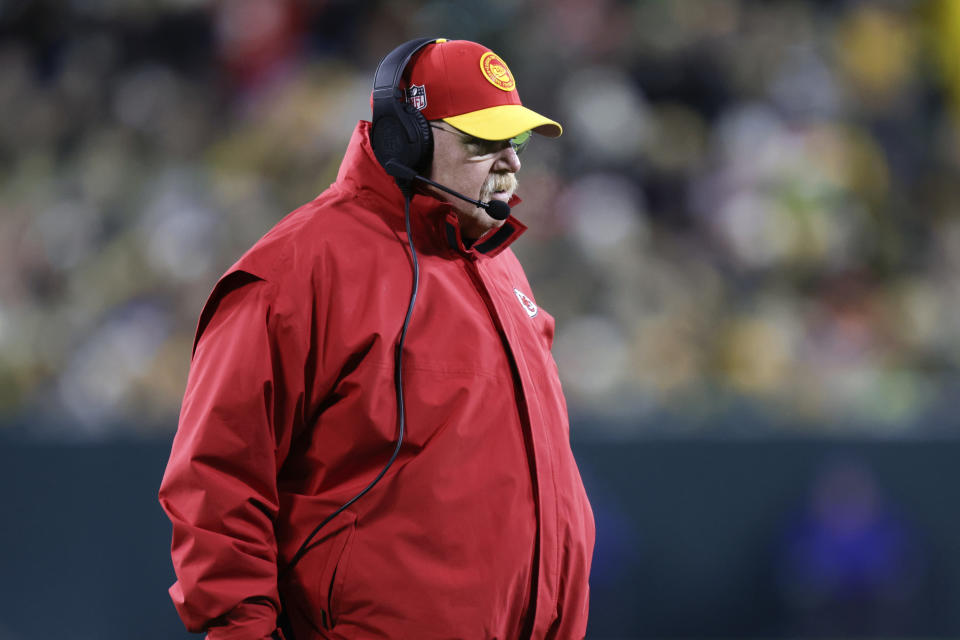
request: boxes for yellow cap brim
[443,104,562,140]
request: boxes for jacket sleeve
[159,270,305,640]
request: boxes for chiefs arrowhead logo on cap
[480,52,515,92]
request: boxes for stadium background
[3,0,960,637]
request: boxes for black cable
[281,193,419,577]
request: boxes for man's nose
[494,146,521,173]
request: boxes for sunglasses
[430,123,532,157]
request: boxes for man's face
[427,122,523,241]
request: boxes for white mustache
[479,172,517,201]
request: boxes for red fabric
[406,40,523,120]
[159,121,594,639]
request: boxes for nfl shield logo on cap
[407,84,427,111]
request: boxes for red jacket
[159,121,595,639]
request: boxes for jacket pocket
[326,513,357,627]
[287,509,357,633]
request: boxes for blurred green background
[2,0,960,638]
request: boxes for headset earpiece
[371,97,433,174]
[371,38,441,187]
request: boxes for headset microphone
[384,160,512,221]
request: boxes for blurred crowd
[2,0,960,439]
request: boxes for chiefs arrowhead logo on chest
[514,288,538,318]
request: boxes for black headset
[369,37,515,221]
[370,37,443,188]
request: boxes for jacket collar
[335,121,526,259]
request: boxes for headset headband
[370,38,444,188]
[371,37,439,109]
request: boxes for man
[159,38,595,640]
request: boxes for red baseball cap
[401,39,562,141]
